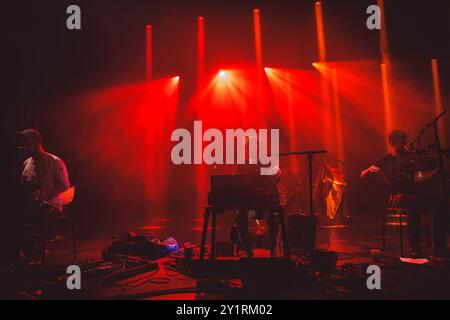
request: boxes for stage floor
[2,216,450,300]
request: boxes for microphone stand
[409,110,447,148]
[277,150,327,252]
[409,110,448,218]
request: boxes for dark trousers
[395,194,448,251]
[18,203,58,255]
[236,210,278,255]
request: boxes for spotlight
[169,76,180,86]
[264,67,273,77]
[217,70,230,82]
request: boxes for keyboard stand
[199,205,289,260]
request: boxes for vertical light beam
[315,2,333,154]
[332,69,344,161]
[377,0,389,65]
[253,9,263,70]
[381,63,393,151]
[377,0,394,151]
[146,25,152,81]
[315,2,327,62]
[198,17,205,81]
[431,58,446,146]
[196,17,206,218]
[253,8,265,115]
[286,73,299,172]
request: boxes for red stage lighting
[146,25,152,81]
[198,16,205,80]
[312,62,333,80]
[253,9,263,70]
[218,70,228,79]
[314,1,327,62]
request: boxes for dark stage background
[2,0,450,240]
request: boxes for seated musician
[17,129,70,257]
[235,136,282,258]
[361,129,448,258]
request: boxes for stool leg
[210,210,217,260]
[423,214,431,248]
[199,208,210,260]
[71,218,76,262]
[268,212,277,258]
[279,209,289,258]
[382,213,386,250]
[399,212,404,257]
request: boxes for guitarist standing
[361,129,448,258]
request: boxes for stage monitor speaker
[287,214,317,251]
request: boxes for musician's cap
[17,128,43,144]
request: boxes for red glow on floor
[139,225,165,230]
